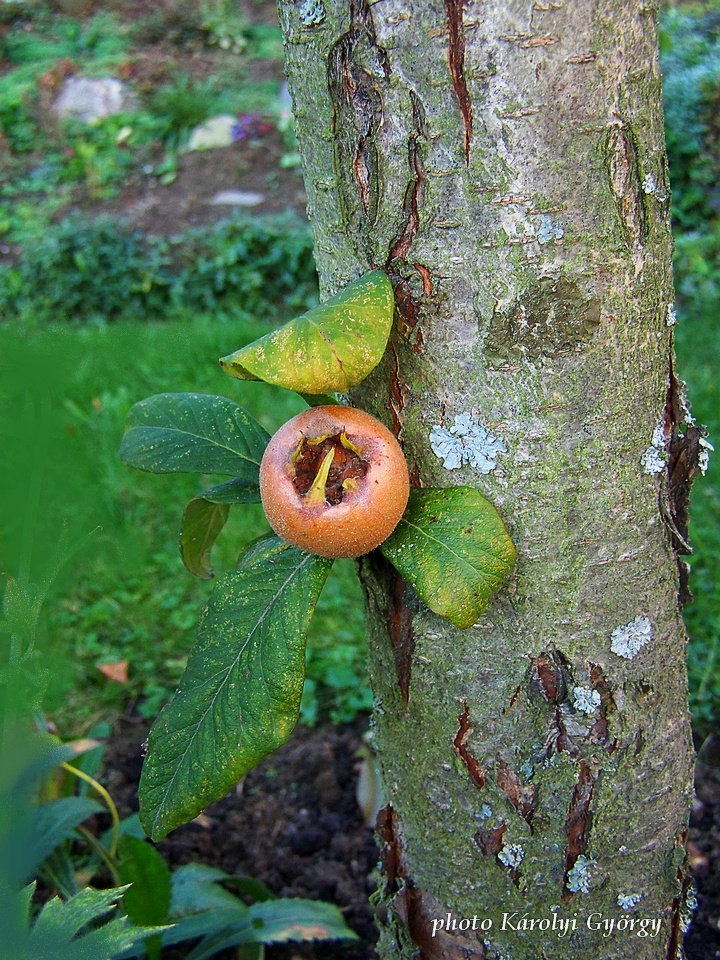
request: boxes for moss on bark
[278,0,694,956]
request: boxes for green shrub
[147,73,221,148]
[3,214,171,320]
[169,213,319,315]
[1,211,318,323]
[660,7,720,231]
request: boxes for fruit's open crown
[292,431,369,507]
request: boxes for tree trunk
[278,1,695,957]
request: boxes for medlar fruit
[259,405,410,558]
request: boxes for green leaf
[24,885,164,960]
[219,271,394,394]
[199,478,261,505]
[118,835,172,927]
[381,488,516,629]
[170,863,249,916]
[118,836,171,960]
[119,909,252,959]
[176,898,357,960]
[298,392,340,407]
[248,898,359,943]
[169,863,275,915]
[26,797,102,885]
[139,536,333,840]
[119,394,269,480]
[180,499,230,580]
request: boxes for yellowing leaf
[381,488,516,629]
[219,271,394,394]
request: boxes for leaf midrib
[150,549,314,833]
[127,423,263,467]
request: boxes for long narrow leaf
[248,899,359,943]
[139,536,332,840]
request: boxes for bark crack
[562,759,598,901]
[453,700,487,789]
[389,568,414,708]
[378,805,487,958]
[661,350,708,605]
[605,121,646,248]
[495,756,536,829]
[388,92,427,264]
[327,0,389,241]
[444,0,472,164]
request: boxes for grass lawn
[0,314,369,735]
[675,304,720,735]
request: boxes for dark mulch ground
[686,747,720,960]
[104,715,720,960]
[104,716,380,960]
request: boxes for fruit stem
[304,448,335,506]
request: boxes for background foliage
[0,0,718,743]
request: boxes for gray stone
[52,76,138,124]
[209,191,265,207]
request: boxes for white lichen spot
[618,893,642,911]
[667,302,678,326]
[699,437,713,476]
[430,413,507,474]
[477,804,493,820]
[498,843,524,869]
[641,445,666,475]
[651,420,666,449]
[611,615,653,659]
[566,855,593,894]
[520,759,534,779]
[642,173,658,194]
[537,215,564,244]
[572,686,601,715]
[642,172,667,200]
[298,0,325,27]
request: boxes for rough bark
[278,1,695,957]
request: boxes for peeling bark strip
[475,822,506,857]
[376,804,405,897]
[390,570,415,707]
[588,663,616,751]
[528,646,569,705]
[495,756,535,827]
[444,0,472,163]
[378,805,486,958]
[605,122,646,247]
[327,0,389,232]
[453,701,486,789]
[662,360,707,604]
[388,92,427,264]
[562,759,597,900]
[387,341,406,437]
[665,867,693,960]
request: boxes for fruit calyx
[293,432,369,507]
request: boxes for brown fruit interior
[292,432,369,506]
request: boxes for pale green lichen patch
[610,616,653,659]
